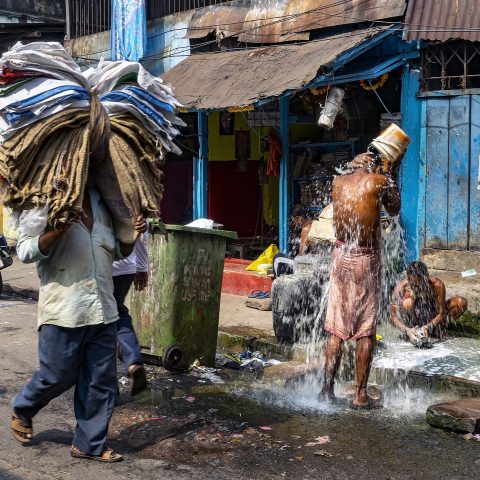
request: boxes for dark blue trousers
[12,322,117,456]
[113,274,143,372]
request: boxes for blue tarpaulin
[110,0,146,62]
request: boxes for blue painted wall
[142,13,193,76]
[470,96,480,249]
[447,97,470,249]
[68,13,193,73]
[401,65,480,258]
[424,98,449,249]
[423,94,480,251]
[399,65,422,263]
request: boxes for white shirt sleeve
[135,233,148,272]
[16,232,49,264]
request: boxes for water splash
[270,208,442,413]
[268,204,480,416]
[372,333,480,382]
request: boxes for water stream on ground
[136,183,480,421]
[251,213,480,417]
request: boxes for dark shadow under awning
[161,26,392,110]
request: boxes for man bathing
[390,261,468,344]
[321,153,400,408]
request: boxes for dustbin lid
[159,224,238,239]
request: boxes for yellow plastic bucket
[370,123,411,164]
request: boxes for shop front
[161,25,418,260]
[160,112,196,225]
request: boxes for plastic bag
[9,203,49,238]
[186,218,214,229]
[245,243,279,273]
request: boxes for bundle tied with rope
[0,41,183,242]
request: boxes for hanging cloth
[111,0,147,62]
[266,133,281,176]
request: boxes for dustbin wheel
[162,344,187,372]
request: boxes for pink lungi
[324,242,381,341]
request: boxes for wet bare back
[333,167,400,248]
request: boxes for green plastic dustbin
[130,223,237,371]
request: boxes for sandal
[11,412,33,443]
[70,446,123,463]
[248,290,271,299]
[128,364,147,396]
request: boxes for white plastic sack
[10,203,49,237]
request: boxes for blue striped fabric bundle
[0,42,183,152]
[0,41,183,230]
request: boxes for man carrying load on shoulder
[10,169,147,463]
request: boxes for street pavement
[0,297,203,480]
[0,295,479,480]
[1,258,274,334]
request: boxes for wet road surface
[0,296,478,480]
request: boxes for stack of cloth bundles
[0,42,183,242]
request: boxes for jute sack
[308,204,336,243]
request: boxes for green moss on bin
[426,410,476,433]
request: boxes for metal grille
[146,0,231,19]
[69,0,111,38]
[421,41,480,91]
[68,0,231,39]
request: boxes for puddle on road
[129,363,455,429]
[112,371,454,466]
[109,366,480,480]
[133,380,292,427]
[109,357,479,475]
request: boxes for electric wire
[74,0,363,60]
[137,0,480,41]
[73,0,480,62]
[76,18,480,63]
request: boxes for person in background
[273,206,314,278]
[289,205,314,257]
[390,261,468,344]
[113,232,149,396]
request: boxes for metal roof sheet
[405,0,480,42]
[186,5,248,39]
[185,0,405,44]
[281,0,406,35]
[161,26,390,109]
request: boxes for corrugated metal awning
[161,26,391,110]
[185,0,406,44]
[281,0,406,36]
[405,0,480,43]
